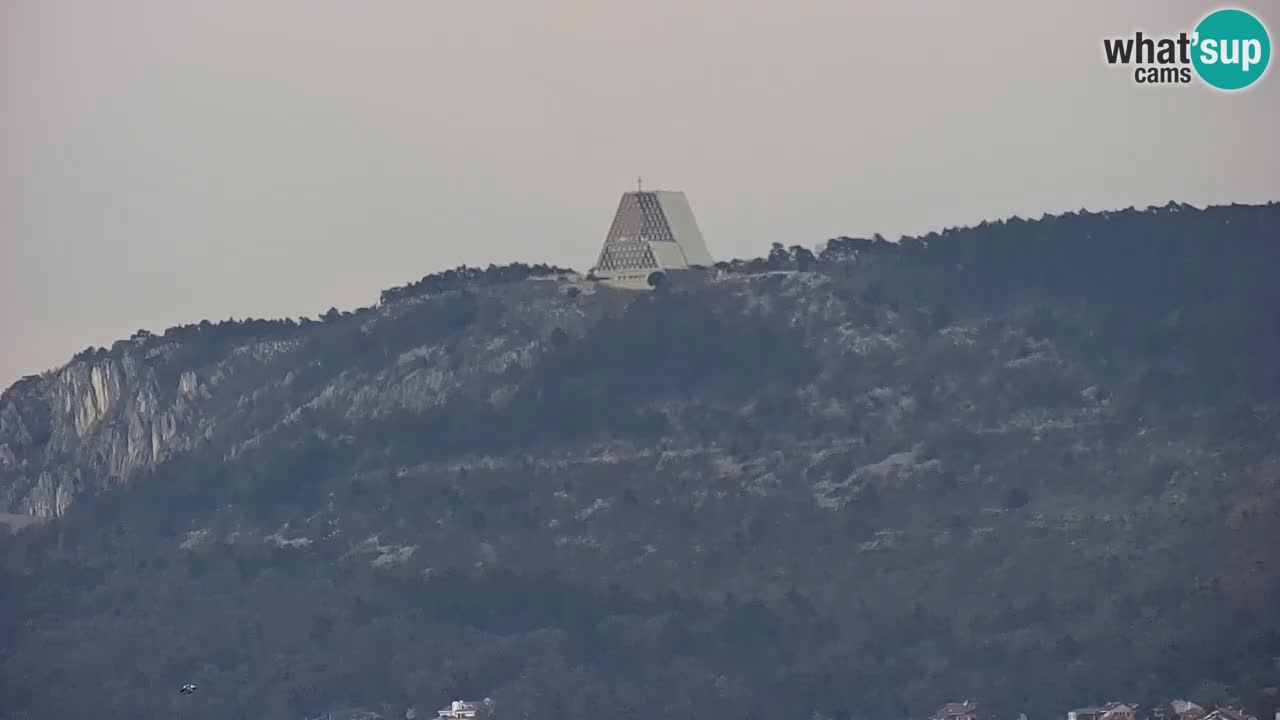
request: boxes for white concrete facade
[590,190,713,287]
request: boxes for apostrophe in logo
[1192,8,1270,90]
[1102,7,1271,91]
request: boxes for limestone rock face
[0,353,198,516]
[0,275,603,517]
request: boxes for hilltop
[1,202,1278,720]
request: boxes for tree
[791,245,817,271]
[1002,488,1031,510]
[767,242,790,270]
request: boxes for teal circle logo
[1192,8,1271,90]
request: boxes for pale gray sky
[2,0,1277,387]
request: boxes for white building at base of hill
[589,190,714,288]
[436,699,495,720]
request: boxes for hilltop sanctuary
[588,188,714,288]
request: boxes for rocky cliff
[0,268,594,518]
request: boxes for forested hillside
[1,202,1278,720]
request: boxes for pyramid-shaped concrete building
[589,190,714,287]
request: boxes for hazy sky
[2,0,1277,387]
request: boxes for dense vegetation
[1,202,1278,720]
[379,262,573,305]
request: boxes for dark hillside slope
[1,203,1278,720]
